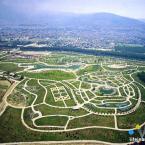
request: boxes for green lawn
[0,63,23,72]
[3,58,36,63]
[26,79,45,105]
[45,85,65,107]
[35,116,68,126]
[77,65,101,75]
[34,104,88,117]
[0,79,11,102]
[117,102,145,129]
[68,114,115,129]
[0,107,135,143]
[20,70,76,80]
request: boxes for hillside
[1,12,145,55]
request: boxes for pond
[98,86,116,95]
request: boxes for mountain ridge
[0,12,145,45]
[0,10,145,26]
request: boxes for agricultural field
[0,51,145,144]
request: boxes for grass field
[77,65,101,75]
[34,104,89,117]
[117,103,145,129]
[0,107,136,143]
[0,63,23,72]
[0,51,145,143]
[35,116,68,126]
[0,78,11,102]
[20,70,76,80]
[68,114,115,129]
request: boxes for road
[0,81,20,116]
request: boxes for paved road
[0,81,19,116]
[0,140,130,145]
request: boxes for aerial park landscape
[0,0,145,144]
[0,51,145,144]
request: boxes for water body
[99,87,115,95]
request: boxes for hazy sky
[1,0,145,18]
